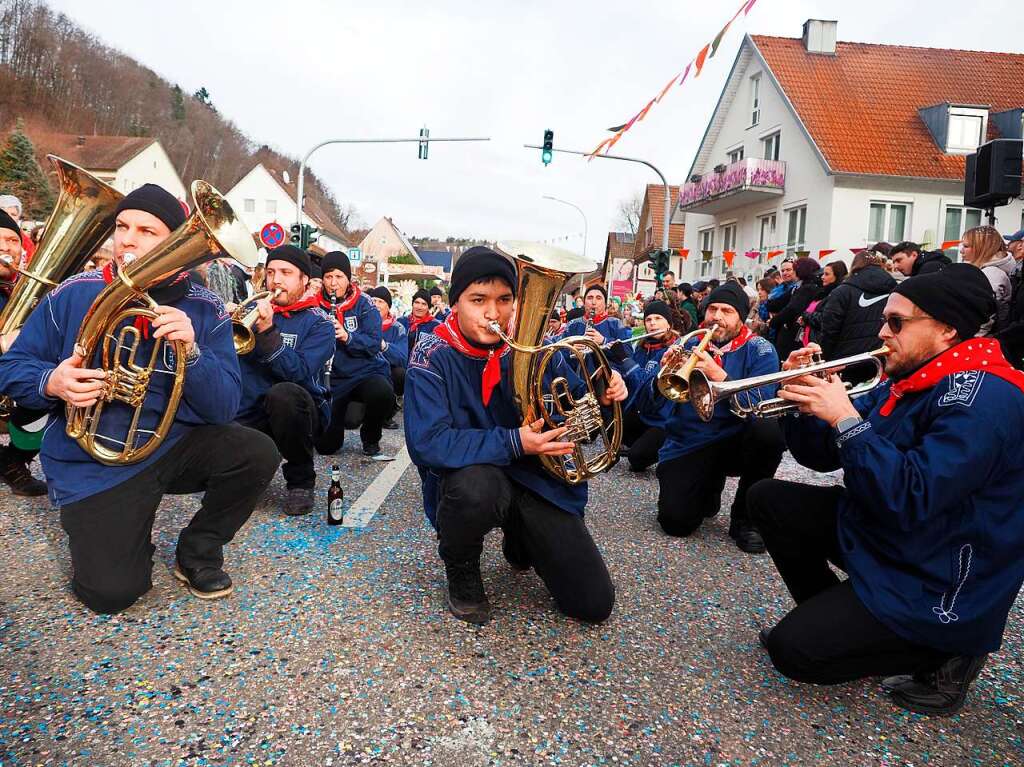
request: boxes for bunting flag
[766,250,785,260]
[701,250,713,262]
[744,249,761,259]
[678,248,690,260]
[941,239,962,250]
[818,249,836,259]
[588,0,762,157]
[722,251,736,268]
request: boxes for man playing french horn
[404,246,627,626]
[0,184,280,614]
[636,281,784,553]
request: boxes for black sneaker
[884,655,987,716]
[284,487,314,516]
[443,559,490,624]
[735,525,766,554]
[1,461,47,497]
[173,562,233,600]
[383,419,399,430]
[758,627,772,651]
[363,443,381,457]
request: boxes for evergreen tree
[193,87,213,109]
[171,85,186,121]
[0,120,54,220]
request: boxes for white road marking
[343,445,412,528]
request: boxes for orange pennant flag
[655,73,679,103]
[694,44,710,77]
[722,250,736,267]
[587,136,614,159]
[635,98,657,123]
[766,250,785,260]
[941,239,962,250]
[818,249,836,259]
[678,249,690,260]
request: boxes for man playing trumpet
[750,264,1024,715]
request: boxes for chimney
[76,135,86,146]
[802,19,837,55]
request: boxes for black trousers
[437,465,615,624]
[622,408,665,471]
[316,374,396,454]
[59,424,280,615]
[390,365,406,398]
[655,420,784,536]
[237,382,321,489]
[748,479,950,684]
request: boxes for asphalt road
[1,419,1021,766]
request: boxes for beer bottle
[327,465,344,525]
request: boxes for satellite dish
[282,170,291,184]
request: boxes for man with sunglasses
[747,263,1024,716]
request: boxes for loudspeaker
[964,138,1023,209]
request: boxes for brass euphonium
[490,241,622,485]
[65,180,259,465]
[0,156,123,417]
[655,324,718,402]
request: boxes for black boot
[173,561,234,600]
[443,559,490,624]
[0,459,47,497]
[883,655,987,716]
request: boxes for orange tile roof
[632,184,684,260]
[605,231,635,262]
[33,133,156,172]
[752,35,1024,180]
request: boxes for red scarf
[273,294,320,317]
[643,331,678,352]
[408,312,434,333]
[879,338,1024,416]
[588,312,609,325]
[708,325,752,361]
[382,314,395,332]
[318,287,361,320]
[433,314,508,405]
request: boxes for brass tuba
[490,241,622,485]
[65,180,259,465]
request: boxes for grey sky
[45,0,1023,265]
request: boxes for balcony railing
[679,158,786,213]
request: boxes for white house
[34,133,186,200]
[674,19,1024,284]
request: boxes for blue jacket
[398,315,440,356]
[632,338,673,376]
[784,367,1024,656]
[405,333,599,528]
[381,319,408,368]
[561,315,631,344]
[325,290,390,397]
[0,271,240,506]
[636,333,779,462]
[238,304,335,425]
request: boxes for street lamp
[542,194,589,296]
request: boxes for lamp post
[541,195,589,298]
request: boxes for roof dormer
[919,103,990,155]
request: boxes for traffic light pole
[295,136,490,240]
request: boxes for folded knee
[442,466,506,510]
[745,479,778,526]
[657,509,702,538]
[560,582,615,624]
[74,578,149,615]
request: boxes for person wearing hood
[314,251,396,458]
[891,241,951,278]
[960,225,1014,333]
[815,251,897,382]
[768,257,822,361]
[399,289,440,355]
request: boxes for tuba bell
[490,241,622,485]
[65,180,259,465]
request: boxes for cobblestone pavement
[1,420,1021,766]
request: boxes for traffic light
[650,249,671,286]
[418,126,430,160]
[542,129,554,166]
[301,224,319,249]
[289,223,302,247]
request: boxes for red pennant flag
[678,249,690,260]
[655,73,679,103]
[678,61,692,88]
[723,250,736,267]
[694,44,710,77]
[850,248,865,256]
[766,249,785,260]
[818,249,836,259]
[635,98,657,123]
[744,0,759,14]
[941,239,962,250]
[744,249,761,259]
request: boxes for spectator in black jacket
[802,260,848,345]
[815,251,896,381]
[768,256,821,360]
[891,241,951,277]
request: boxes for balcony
[678,158,786,215]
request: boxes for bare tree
[615,191,644,237]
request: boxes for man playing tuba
[404,247,627,625]
[0,184,280,614]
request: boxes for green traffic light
[542,150,553,166]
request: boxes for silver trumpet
[687,346,891,422]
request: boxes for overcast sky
[45,0,1023,265]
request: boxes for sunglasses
[883,315,928,334]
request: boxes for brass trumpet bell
[231,289,281,355]
[655,325,718,403]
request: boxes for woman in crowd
[768,256,821,360]
[801,260,848,346]
[961,225,1015,332]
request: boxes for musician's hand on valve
[777,373,859,427]
[253,298,274,333]
[600,370,628,406]
[45,351,107,407]
[660,345,685,370]
[151,305,195,352]
[782,344,823,386]
[693,350,728,382]
[519,419,575,456]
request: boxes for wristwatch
[834,415,862,434]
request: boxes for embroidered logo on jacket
[938,371,983,409]
[410,333,445,370]
[281,333,298,349]
[345,316,358,332]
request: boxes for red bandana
[318,286,361,319]
[382,314,395,332]
[879,338,1024,416]
[589,312,609,325]
[274,295,320,318]
[433,314,508,405]
[709,325,752,361]
[408,313,434,333]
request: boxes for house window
[868,202,910,243]
[243,198,255,213]
[762,133,780,161]
[728,147,745,164]
[758,213,777,264]
[750,75,761,126]
[645,224,653,247]
[719,223,737,276]
[947,108,987,154]
[943,205,983,260]
[786,206,807,257]
[265,199,277,214]
[699,228,714,278]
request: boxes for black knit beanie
[266,245,311,277]
[321,250,352,281]
[893,263,995,341]
[643,300,673,325]
[429,285,444,298]
[115,183,186,231]
[0,209,19,237]
[705,281,749,319]
[448,246,517,305]
[412,289,431,305]
[369,285,393,308]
